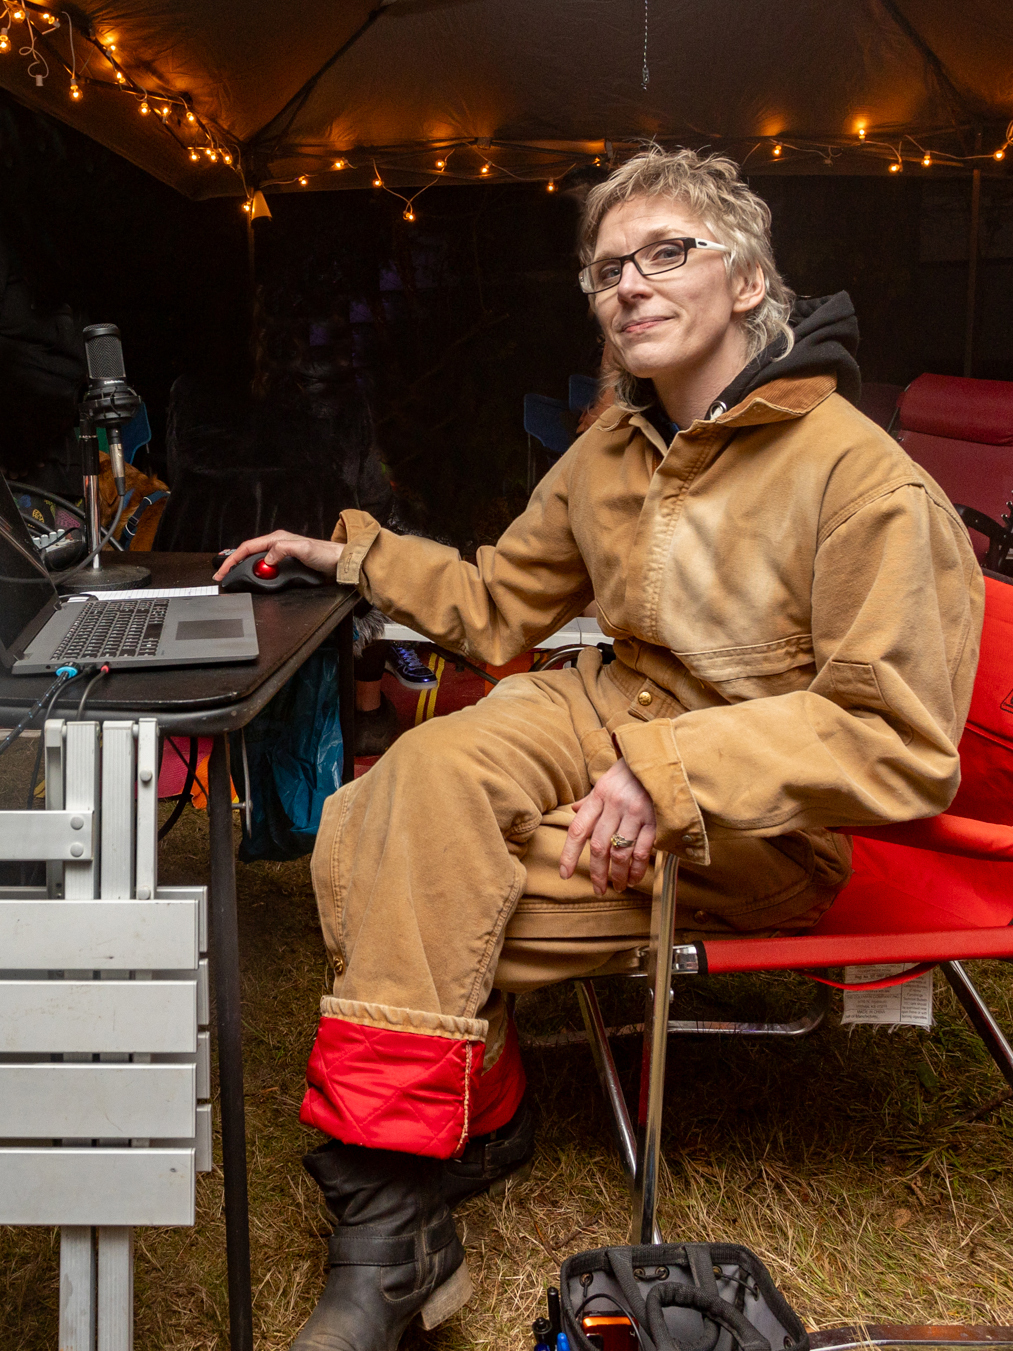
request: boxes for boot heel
[419,1258,474,1330]
[488,1158,534,1199]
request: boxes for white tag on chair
[840,964,934,1028]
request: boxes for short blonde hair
[580,146,795,409]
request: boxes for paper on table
[840,964,934,1028]
[65,585,220,602]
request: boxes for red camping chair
[574,571,1013,1253]
[895,374,1013,570]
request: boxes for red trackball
[253,559,278,579]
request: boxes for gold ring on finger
[610,833,636,850]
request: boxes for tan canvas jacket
[333,373,984,865]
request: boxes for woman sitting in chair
[218,147,983,1351]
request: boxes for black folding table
[0,552,360,1351]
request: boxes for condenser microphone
[82,323,141,495]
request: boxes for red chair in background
[894,374,1013,571]
[573,572,1013,1258]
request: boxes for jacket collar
[599,373,838,451]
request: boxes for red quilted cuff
[300,1013,488,1159]
[469,1015,527,1137]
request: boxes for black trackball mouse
[216,550,328,592]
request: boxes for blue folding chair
[523,375,599,492]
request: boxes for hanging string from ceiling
[640,0,649,90]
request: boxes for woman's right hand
[213,530,345,582]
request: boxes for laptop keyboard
[52,600,168,663]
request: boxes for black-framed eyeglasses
[578,237,730,295]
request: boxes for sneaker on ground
[386,643,438,689]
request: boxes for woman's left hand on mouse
[213,530,345,582]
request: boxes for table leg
[337,613,356,785]
[208,735,254,1351]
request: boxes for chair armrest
[956,503,1011,544]
[835,813,1013,860]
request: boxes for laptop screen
[0,474,61,667]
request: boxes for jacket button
[682,833,696,845]
[637,690,653,707]
[693,910,709,923]
[332,955,345,974]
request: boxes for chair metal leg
[942,960,1013,1091]
[631,852,678,1245]
[542,977,828,1052]
[575,979,638,1182]
[59,1226,96,1351]
[208,736,254,1351]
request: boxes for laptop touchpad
[175,618,246,641]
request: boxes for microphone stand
[59,374,152,593]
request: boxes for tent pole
[963,138,982,378]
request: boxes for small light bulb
[298,174,308,185]
[43,12,55,23]
[772,143,782,157]
[889,161,902,173]
[435,159,445,170]
[995,148,1006,161]
[403,208,415,222]
[189,149,199,162]
[480,163,490,175]
[858,127,866,140]
[207,149,218,162]
[922,154,931,167]
[333,158,346,170]
[373,175,383,187]
[139,100,149,115]
[222,151,232,165]
[243,202,251,213]
[186,111,195,124]
[546,180,556,192]
[70,80,81,100]
[115,70,126,83]
[161,104,170,117]
[106,42,115,50]
[12,7,24,19]
[0,33,10,52]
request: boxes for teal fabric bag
[230,647,343,862]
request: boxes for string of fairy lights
[0,0,243,181]
[752,120,1013,173]
[248,144,575,220]
[250,122,1012,222]
[0,0,1009,220]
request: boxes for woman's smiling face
[591,195,763,390]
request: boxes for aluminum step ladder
[0,717,211,1351]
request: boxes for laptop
[0,473,259,675]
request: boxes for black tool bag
[559,1243,809,1351]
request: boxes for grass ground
[2,738,1013,1347]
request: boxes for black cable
[22,515,76,545]
[0,669,78,761]
[573,1292,648,1350]
[8,482,87,523]
[158,736,199,840]
[52,491,128,582]
[76,665,111,720]
[24,668,94,809]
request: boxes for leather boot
[293,1141,472,1351]
[442,1097,537,1210]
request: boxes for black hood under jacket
[713,290,861,414]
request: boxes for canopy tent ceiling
[0,0,1011,200]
